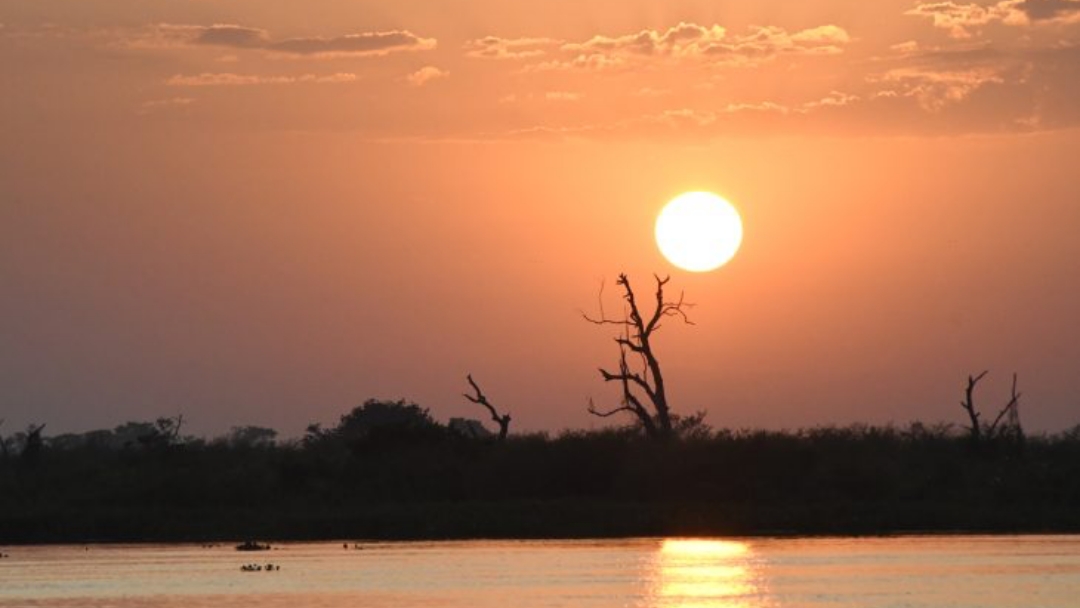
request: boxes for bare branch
[587,398,636,418]
[582,313,632,327]
[614,337,646,353]
[463,374,511,440]
[988,373,1021,436]
[599,367,652,395]
[960,371,988,441]
[582,277,633,326]
[172,414,184,442]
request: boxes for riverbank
[4,499,1080,545]
[3,423,1078,544]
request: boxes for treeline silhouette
[2,400,1079,543]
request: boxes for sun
[655,191,743,272]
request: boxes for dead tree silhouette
[22,423,46,465]
[960,371,1023,444]
[584,273,692,440]
[463,375,511,441]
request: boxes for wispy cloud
[523,22,850,71]
[561,22,727,56]
[406,66,448,86]
[869,65,1006,110]
[137,97,195,115]
[1017,0,1080,21]
[166,72,358,86]
[907,0,1080,38]
[524,53,627,72]
[193,24,268,48]
[464,36,560,59]
[267,31,436,58]
[117,24,435,57]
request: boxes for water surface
[1,535,1077,607]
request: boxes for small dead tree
[584,273,692,441]
[21,423,46,465]
[961,371,989,443]
[988,373,1023,441]
[137,415,186,449]
[960,371,1023,444]
[463,374,511,441]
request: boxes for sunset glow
[656,539,758,607]
[1,0,1079,437]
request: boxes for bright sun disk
[655,191,743,272]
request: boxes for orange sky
[2,0,1079,436]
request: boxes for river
[1,535,1077,607]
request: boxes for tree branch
[960,370,988,441]
[587,399,636,418]
[987,373,1021,436]
[463,374,511,440]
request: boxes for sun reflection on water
[651,539,765,608]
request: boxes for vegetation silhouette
[1,275,1077,543]
[1,404,1078,543]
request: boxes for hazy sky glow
[2,0,1079,436]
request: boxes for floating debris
[235,541,271,552]
[240,563,280,572]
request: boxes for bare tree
[22,423,46,465]
[961,371,989,443]
[987,373,1023,441]
[463,374,511,441]
[137,415,186,449]
[960,371,1023,444]
[584,273,692,440]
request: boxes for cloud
[1015,0,1080,20]
[869,66,1006,110]
[891,40,922,54]
[524,53,627,72]
[562,22,727,56]
[642,108,719,127]
[267,31,436,58]
[116,24,212,49]
[717,91,858,116]
[138,97,195,114]
[703,24,851,62]
[719,101,792,114]
[906,0,1080,38]
[801,90,862,109]
[906,3,1011,39]
[464,36,559,59]
[527,22,850,71]
[406,66,448,86]
[494,91,584,103]
[166,72,358,86]
[488,91,860,141]
[193,24,268,48]
[115,24,435,58]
